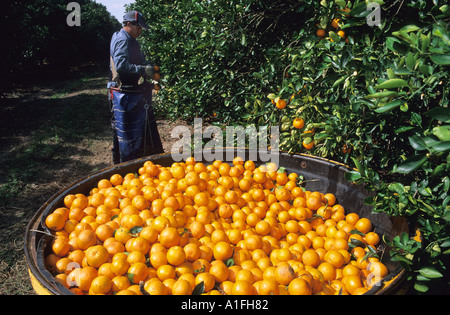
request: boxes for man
[108,10,164,164]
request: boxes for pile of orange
[44,157,388,295]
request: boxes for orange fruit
[110,258,130,276]
[213,241,233,261]
[114,227,132,244]
[365,232,380,246]
[195,272,215,292]
[64,195,77,208]
[127,262,149,284]
[144,279,168,295]
[77,229,97,250]
[323,193,336,206]
[343,275,363,295]
[159,227,181,248]
[110,174,123,186]
[337,30,346,38]
[274,262,296,285]
[316,29,326,37]
[194,192,209,207]
[52,238,70,257]
[218,163,231,177]
[172,279,193,295]
[209,261,229,283]
[368,261,388,278]
[355,218,372,234]
[331,18,340,29]
[275,187,290,202]
[318,262,336,282]
[111,275,131,293]
[90,276,112,294]
[346,212,360,225]
[68,267,91,291]
[255,220,271,236]
[85,245,109,268]
[189,221,206,239]
[306,195,322,211]
[139,226,158,244]
[150,251,168,269]
[157,264,176,281]
[167,246,186,266]
[129,237,150,255]
[245,235,262,251]
[95,224,114,242]
[293,118,305,129]
[302,249,320,267]
[258,279,279,295]
[275,98,287,109]
[46,213,67,231]
[232,280,254,295]
[302,138,314,150]
[324,250,345,268]
[288,278,312,295]
[343,264,361,277]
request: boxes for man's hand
[145,65,161,81]
[145,65,155,78]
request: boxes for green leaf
[366,91,399,99]
[395,126,415,133]
[441,239,450,248]
[375,79,409,89]
[350,238,366,248]
[414,282,429,293]
[430,54,450,65]
[130,226,143,235]
[426,107,450,123]
[409,135,428,151]
[431,141,450,152]
[400,25,421,33]
[433,126,450,142]
[192,281,205,295]
[351,157,366,177]
[386,37,408,53]
[345,171,362,181]
[388,183,406,194]
[241,34,247,46]
[418,267,443,279]
[127,273,135,284]
[374,100,403,113]
[349,3,371,18]
[225,258,235,267]
[396,154,428,174]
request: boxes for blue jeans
[109,88,163,163]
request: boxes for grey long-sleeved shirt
[110,28,151,86]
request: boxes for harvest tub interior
[24,149,409,295]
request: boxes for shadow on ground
[0,70,114,294]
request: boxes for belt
[107,82,145,93]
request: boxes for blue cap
[123,10,150,29]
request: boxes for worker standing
[108,10,164,164]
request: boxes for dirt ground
[0,66,188,294]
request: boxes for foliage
[131,0,450,293]
[129,0,307,122]
[1,0,120,86]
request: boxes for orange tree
[132,0,450,293]
[128,0,307,122]
[268,1,450,294]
